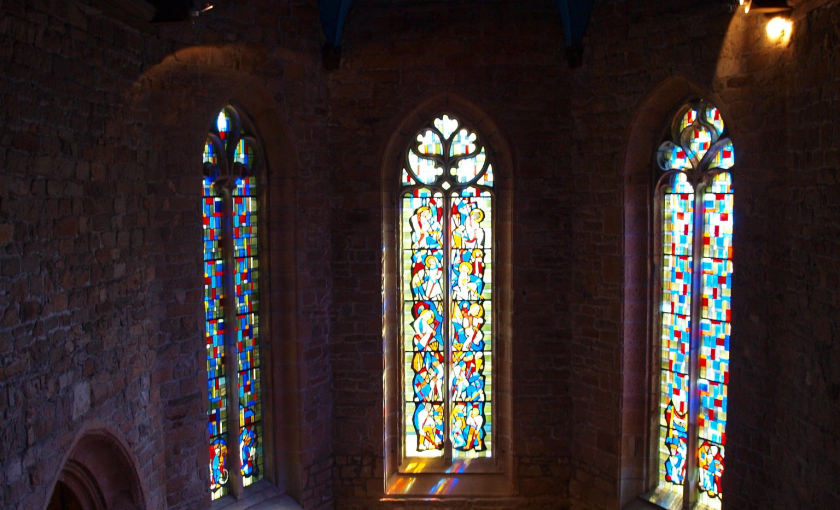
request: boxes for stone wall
[1,0,838,509]
[1,1,334,509]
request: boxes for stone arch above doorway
[46,430,145,510]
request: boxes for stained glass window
[203,106,264,500]
[652,101,734,510]
[400,114,494,461]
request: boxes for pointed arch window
[650,100,734,510]
[202,106,264,500]
[398,114,495,464]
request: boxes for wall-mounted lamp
[765,15,793,43]
[743,0,791,14]
[741,1,792,44]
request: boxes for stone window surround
[381,93,514,498]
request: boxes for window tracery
[651,100,734,510]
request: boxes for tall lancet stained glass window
[203,106,264,500]
[400,114,494,460]
[652,100,734,510]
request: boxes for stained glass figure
[209,437,229,497]
[401,114,494,461]
[654,101,733,509]
[203,106,264,498]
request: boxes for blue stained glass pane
[204,140,218,165]
[705,107,725,136]
[205,106,264,497]
[658,141,692,171]
[688,126,713,161]
[217,110,232,143]
[234,139,253,167]
[698,379,728,445]
[710,143,735,170]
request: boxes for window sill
[398,457,501,475]
[384,471,513,498]
[211,481,301,510]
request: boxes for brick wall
[1,1,334,509]
[327,1,573,507]
[1,0,839,509]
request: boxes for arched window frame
[202,105,271,502]
[647,99,734,510]
[382,99,513,498]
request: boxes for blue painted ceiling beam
[319,0,354,48]
[556,0,593,66]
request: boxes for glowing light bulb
[766,16,792,44]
